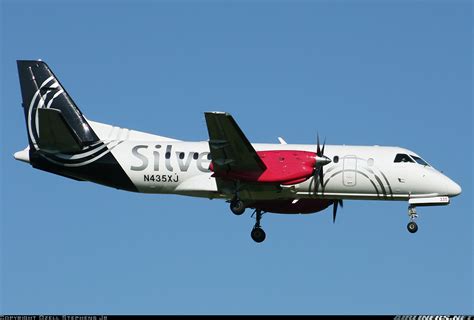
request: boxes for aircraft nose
[445,177,462,197]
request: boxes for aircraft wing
[204,112,266,175]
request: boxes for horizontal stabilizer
[37,108,83,153]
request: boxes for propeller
[332,199,343,223]
[313,133,331,194]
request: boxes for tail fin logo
[24,66,122,167]
[27,75,60,150]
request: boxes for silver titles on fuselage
[131,144,211,173]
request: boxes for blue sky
[1,0,472,315]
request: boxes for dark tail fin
[17,60,99,153]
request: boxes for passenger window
[193,153,199,160]
[394,153,414,163]
[333,156,339,163]
[179,152,185,159]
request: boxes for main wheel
[230,199,245,215]
[407,221,418,233]
[251,227,266,243]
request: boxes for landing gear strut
[250,209,266,243]
[407,205,418,233]
[229,182,246,215]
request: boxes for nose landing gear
[407,205,418,233]
[250,209,266,243]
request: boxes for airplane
[13,60,462,243]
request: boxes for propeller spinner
[311,135,344,223]
[313,134,331,193]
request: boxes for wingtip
[277,137,287,144]
[205,111,233,119]
[205,111,228,115]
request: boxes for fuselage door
[343,155,357,187]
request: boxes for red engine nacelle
[210,150,317,185]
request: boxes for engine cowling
[210,150,317,185]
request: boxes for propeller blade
[314,133,329,194]
[333,200,343,224]
[321,137,326,155]
[316,134,321,156]
[319,166,324,187]
[314,133,331,195]
[314,167,320,194]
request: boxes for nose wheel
[407,221,418,233]
[407,205,419,234]
[250,209,266,243]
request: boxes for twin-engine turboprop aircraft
[14,60,462,242]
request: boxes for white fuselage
[13,60,462,240]
[86,121,461,202]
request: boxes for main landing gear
[230,183,245,215]
[230,198,246,215]
[250,209,266,243]
[407,205,419,234]
[228,197,266,243]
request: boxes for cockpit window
[411,155,430,166]
[394,153,414,163]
